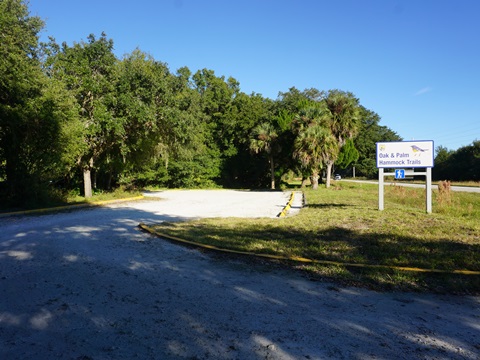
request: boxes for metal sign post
[426,167,432,213]
[378,168,384,210]
[376,141,434,213]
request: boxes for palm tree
[322,90,360,187]
[293,124,337,189]
[250,122,278,189]
[290,92,360,189]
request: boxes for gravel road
[0,190,479,359]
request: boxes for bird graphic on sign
[411,145,428,156]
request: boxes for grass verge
[66,187,143,204]
[148,182,480,294]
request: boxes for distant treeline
[434,142,480,182]
[0,0,476,208]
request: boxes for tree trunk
[269,155,275,190]
[107,170,113,190]
[311,170,319,190]
[326,161,333,188]
[83,157,93,198]
[301,176,308,188]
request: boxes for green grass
[149,182,480,294]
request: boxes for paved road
[0,190,479,359]
[343,179,480,193]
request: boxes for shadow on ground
[0,204,479,359]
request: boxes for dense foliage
[433,141,480,181]
[2,0,475,208]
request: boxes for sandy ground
[0,190,479,360]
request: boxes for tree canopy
[433,141,480,181]
[7,0,473,207]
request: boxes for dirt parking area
[0,190,479,359]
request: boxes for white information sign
[376,140,434,213]
[376,140,434,168]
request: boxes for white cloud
[414,87,432,96]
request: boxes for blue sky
[29,0,479,151]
